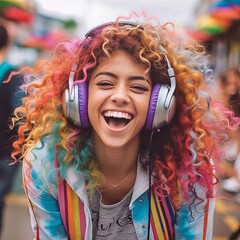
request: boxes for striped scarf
[150,190,175,239]
[58,179,175,240]
[58,180,86,239]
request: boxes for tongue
[108,118,127,129]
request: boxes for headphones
[62,22,176,130]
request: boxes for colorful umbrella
[2,6,33,23]
[231,0,240,6]
[197,14,226,34]
[22,30,70,51]
[211,0,232,8]
[194,0,240,40]
[210,6,240,21]
[210,0,240,12]
[0,0,27,10]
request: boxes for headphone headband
[69,64,78,102]
[85,21,141,38]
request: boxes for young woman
[12,16,239,240]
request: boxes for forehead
[94,50,150,75]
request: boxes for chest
[58,180,175,240]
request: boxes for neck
[93,134,140,177]
[92,134,141,204]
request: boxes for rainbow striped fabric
[150,191,175,239]
[58,180,86,239]
[58,180,175,240]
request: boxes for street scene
[0,0,239,239]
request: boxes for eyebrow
[95,71,151,85]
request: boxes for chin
[101,137,131,149]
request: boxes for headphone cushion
[62,88,69,118]
[145,84,161,130]
[78,82,90,127]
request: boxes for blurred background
[0,0,239,239]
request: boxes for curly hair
[12,14,239,209]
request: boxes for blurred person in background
[218,68,240,200]
[218,68,240,114]
[220,68,240,240]
[11,13,239,240]
[0,24,23,233]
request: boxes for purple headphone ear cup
[78,81,90,127]
[145,83,175,130]
[145,84,161,130]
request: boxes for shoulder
[0,62,23,95]
[24,138,57,196]
[26,138,55,170]
[0,62,17,81]
[0,61,16,71]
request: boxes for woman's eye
[96,81,113,87]
[131,85,149,91]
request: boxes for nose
[110,87,130,104]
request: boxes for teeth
[103,111,132,120]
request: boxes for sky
[33,0,201,33]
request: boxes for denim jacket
[24,143,215,240]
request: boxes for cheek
[141,101,150,116]
[87,85,97,121]
[142,93,151,110]
[137,96,151,119]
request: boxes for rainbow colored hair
[12,12,239,209]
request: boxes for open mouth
[103,110,133,129]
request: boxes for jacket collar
[65,152,153,206]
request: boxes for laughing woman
[12,15,239,240]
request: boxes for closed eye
[131,85,149,91]
[96,81,113,87]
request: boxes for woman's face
[225,71,239,96]
[88,50,152,149]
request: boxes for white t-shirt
[89,188,137,240]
